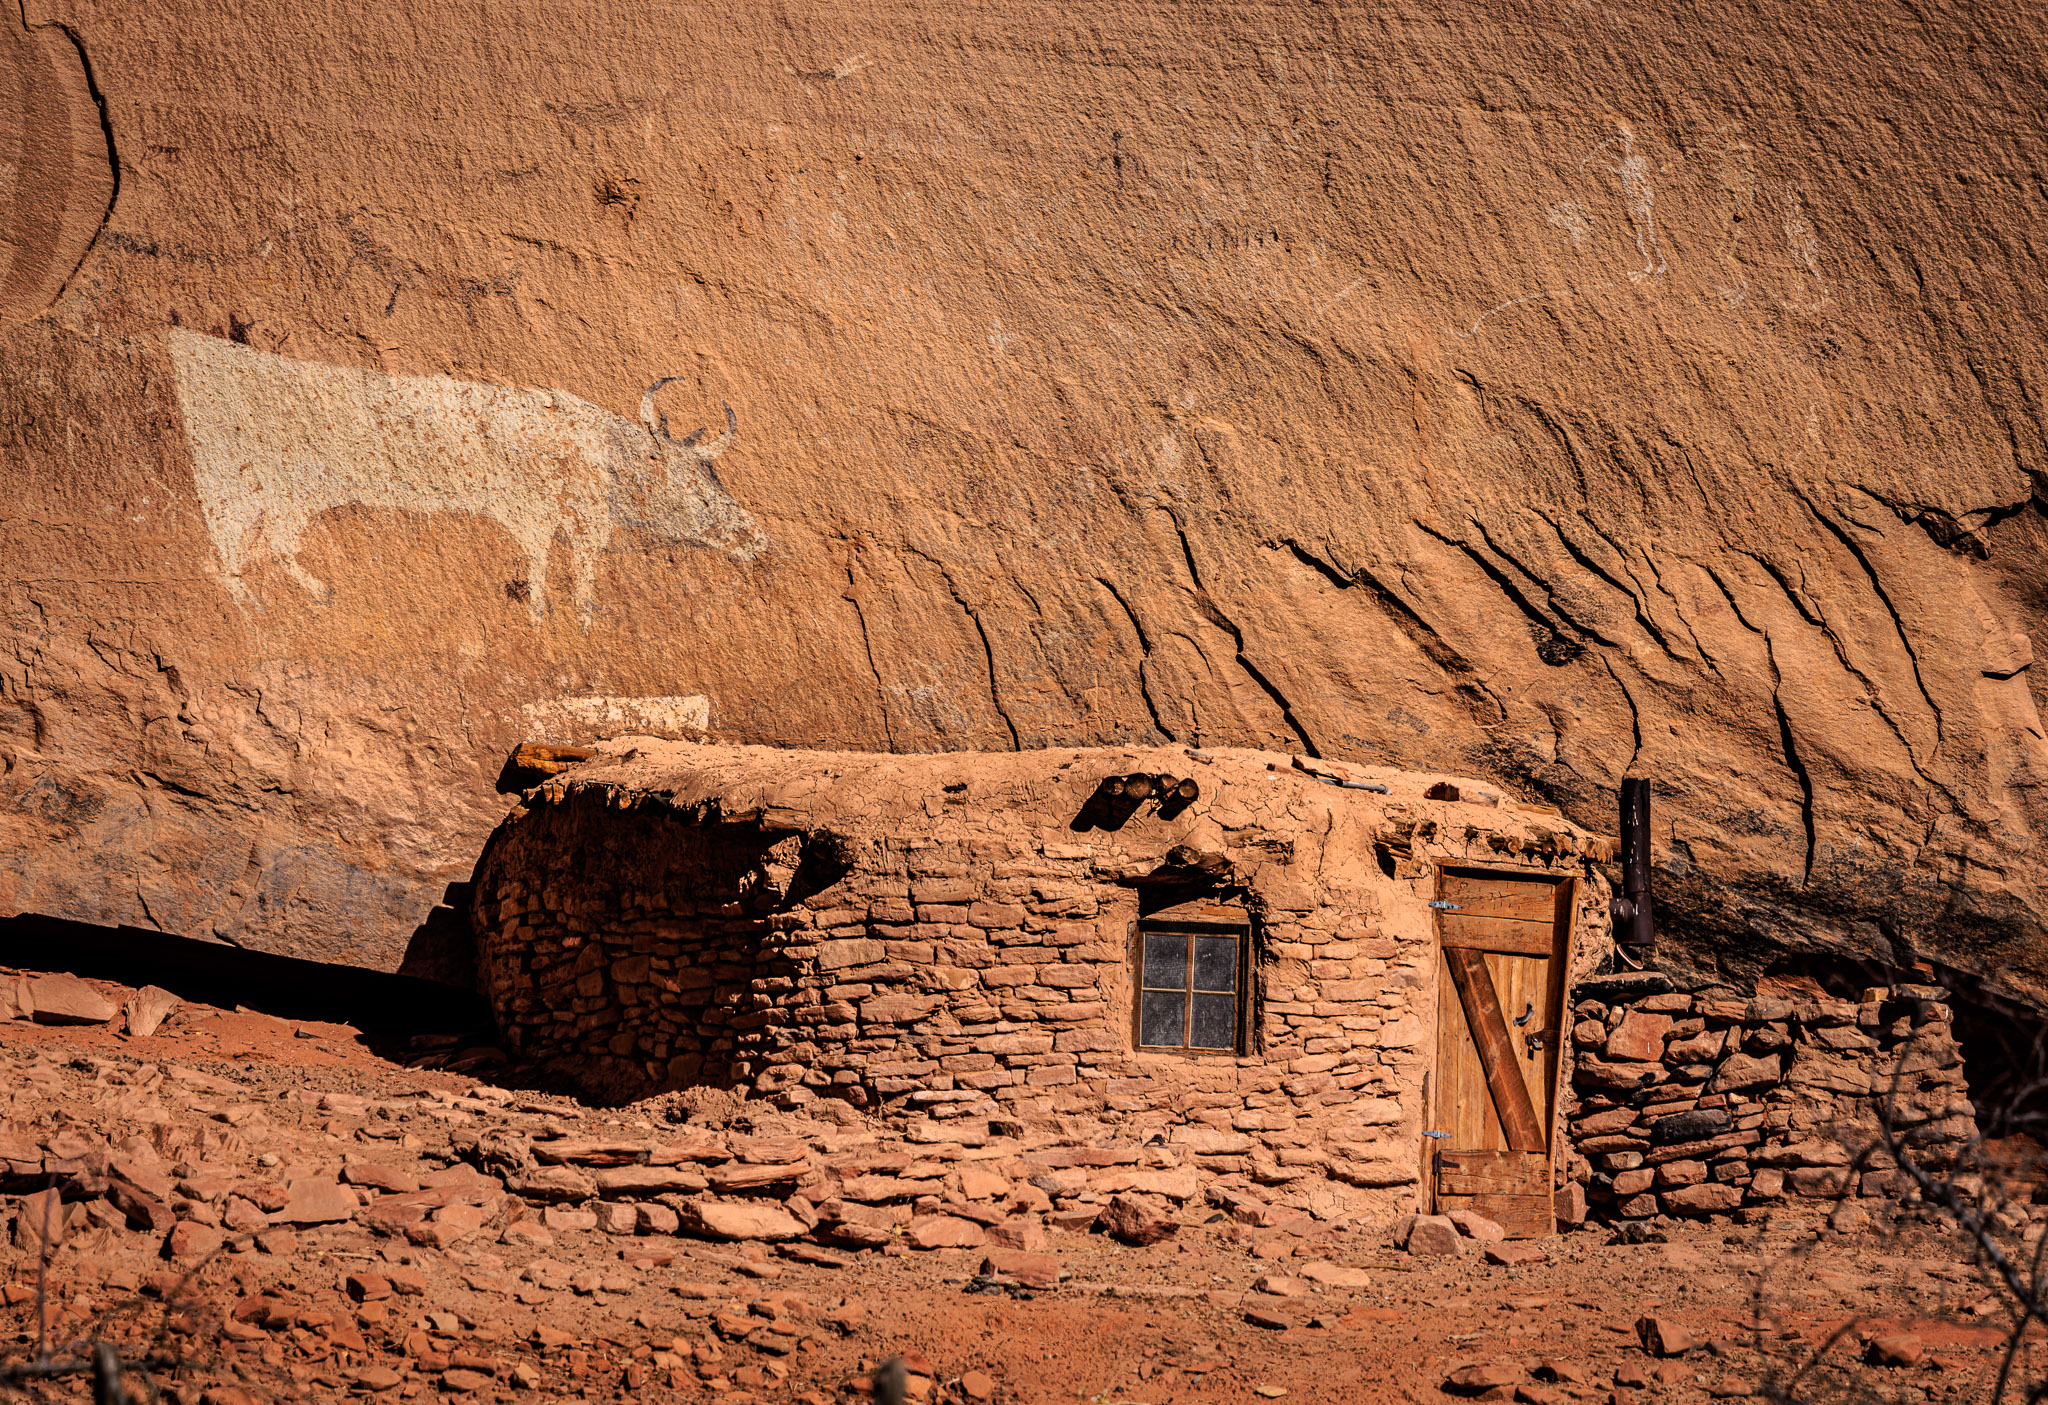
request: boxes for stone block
[1706,1052,1782,1092]
[818,938,886,970]
[1785,1166,1851,1197]
[860,994,943,1024]
[1650,1108,1730,1144]
[1578,1057,1664,1091]
[1785,1050,1870,1095]
[1660,1182,1741,1214]
[1612,1169,1654,1197]
[1604,1012,1674,1062]
[1653,1160,1707,1189]
[1665,1029,1727,1063]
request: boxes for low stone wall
[1568,974,1975,1221]
[470,742,1614,1227]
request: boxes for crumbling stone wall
[470,743,1614,1224]
[1568,975,1973,1221]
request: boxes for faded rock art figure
[1457,121,1669,338]
[167,329,765,622]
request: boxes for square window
[1137,924,1247,1054]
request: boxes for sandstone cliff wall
[2,0,2045,992]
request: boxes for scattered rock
[1637,1317,1697,1357]
[1100,1194,1178,1246]
[986,1217,1046,1252]
[1398,1214,1465,1257]
[678,1199,805,1242]
[1252,1273,1309,1296]
[28,974,117,1025]
[277,1179,357,1225]
[166,1220,226,1260]
[1483,1242,1547,1267]
[980,1250,1061,1290]
[1445,1363,1521,1396]
[1298,1261,1373,1289]
[1829,1202,1871,1234]
[906,1215,987,1250]
[1446,1209,1506,1241]
[501,1220,553,1248]
[346,1272,393,1302]
[1866,1332,1923,1368]
[123,985,180,1037]
[543,1205,599,1233]
[342,1163,419,1194]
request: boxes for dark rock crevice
[1094,575,1176,743]
[1165,515,1319,757]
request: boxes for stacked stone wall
[1568,975,1975,1221]
[474,789,1451,1214]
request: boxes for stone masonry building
[468,743,1614,1230]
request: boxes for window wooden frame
[1131,915,1251,1056]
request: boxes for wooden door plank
[1486,953,1553,1139]
[1438,914,1555,955]
[1435,952,1502,1150]
[1434,1149,1548,1195]
[1436,1192,1553,1239]
[1443,946,1546,1153]
[1436,876,1563,921]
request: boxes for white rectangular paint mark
[520,694,713,739]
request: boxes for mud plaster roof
[532,741,1614,878]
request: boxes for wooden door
[1429,870,1576,1238]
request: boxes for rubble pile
[1569,975,1975,1222]
[0,970,1384,1403]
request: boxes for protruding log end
[498,742,599,794]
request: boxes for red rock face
[1,1,2045,991]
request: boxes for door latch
[1524,1027,1549,1055]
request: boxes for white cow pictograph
[168,329,765,622]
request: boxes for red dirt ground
[0,969,2023,1404]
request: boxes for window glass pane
[1192,935,1238,992]
[1143,931,1188,990]
[1190,993,1237,1050]
[1141,990,1187,1047]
